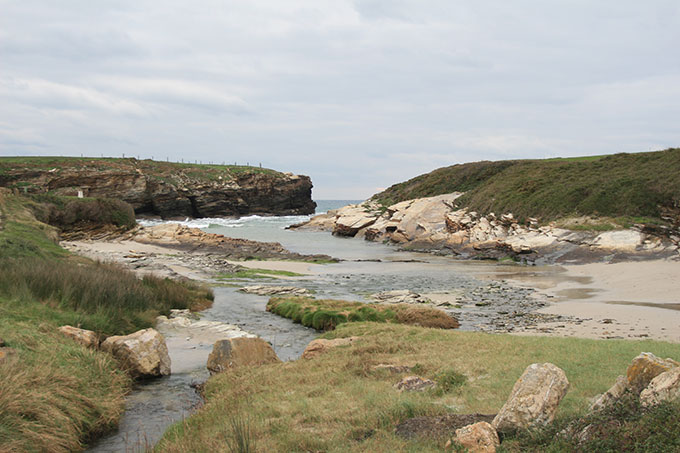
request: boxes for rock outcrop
[394,376,436,392]
[58,326,99,348]
[0,158,316,218]
[207,337,280,373]
[492,363,569,433]
[132,223,334,262]
[590,352,680,411]
[101,328,171,379]
[291,195,679,263]
[640,366,680,407]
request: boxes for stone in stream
[370,289,431,305]
[207,337,280,374]
[101,328,171,379]
[239,285,311,296]
[58,325,99,348]
[492,363,569,433]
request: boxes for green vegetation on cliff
[155,323,680,452]
[373,148,680,224]
[0,189,213,451]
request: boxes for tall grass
[0,312,129,452]
[0,258,214,334]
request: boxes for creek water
[87,200,543,452]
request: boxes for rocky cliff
[0,158,316,218]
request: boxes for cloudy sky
[1,1,679,198]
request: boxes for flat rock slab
[395,414,496,440]
[239,285,311,296]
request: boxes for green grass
[217,268,305,280]
[373,148,680,225]
[266,296,459,331]
[0,156,283,186]
[155,323,680,452]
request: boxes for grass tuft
[266,296,458,331]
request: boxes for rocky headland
[292,194,680,263]
[0,157,316,218]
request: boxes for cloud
[0,1,679,198]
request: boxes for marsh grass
[0,308,129,452]
[0,258,213,334]
[266,296,459,331]
[155,323,680,452]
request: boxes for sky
[1,1,679,199]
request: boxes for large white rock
[640,367,680,407]
[332,204,380,236]
[592,230,644,251]
[492,363,570,433]
[101,328,171,379]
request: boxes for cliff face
[0,158,316,218]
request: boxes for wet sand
[494,259,680,342]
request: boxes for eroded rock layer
[0,158,316,218]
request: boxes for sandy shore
[498,259,680,343]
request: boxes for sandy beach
[499,259,680,343]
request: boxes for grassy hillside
[0,190,213,451]
[155,323,680,452]
[373,148,680,224]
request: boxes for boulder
[207,337,280,373]
[454,421,500,453]
[370,290,430,305]
[332,205,379,237]
[626,352,679,393]
[492,363,569,433]
[394,376,436,392]
[58,325,99,348]
[301,337,359,359]
[590,375,627,412]
[101,328,171,379]
[239,285,311,296]
[640,367,680,407]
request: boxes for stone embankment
[291,194,680,263]
[0,158,316,218]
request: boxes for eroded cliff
[0,157,316,218]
